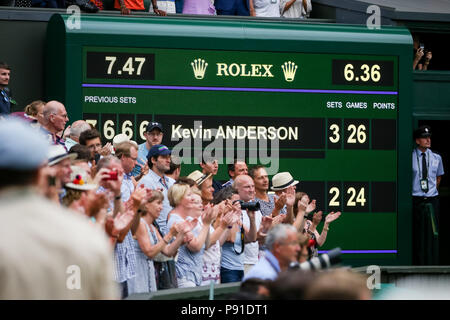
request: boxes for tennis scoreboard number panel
[82,46,398,258]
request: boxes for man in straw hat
[270,171,298,224]
[46,144,78,203]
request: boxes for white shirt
[254,0,281,17]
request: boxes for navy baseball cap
[147,144,171,160]
[146,122,163,132]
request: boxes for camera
[289,247,342,271]
[104,170,118,181]
[420,43,424,50]
[234,200,261,211]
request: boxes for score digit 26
[328,119,369,149]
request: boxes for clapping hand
[129,185,150,210]
[99,142,113,157]
[296,199,307,215]
[220,210,236,229]
[260,216,273,233]
[201,204,217,225]
[306,199,316,214]
[285,187,296,207]
[272,214,286,226]
[274,193,287,211]
[175,220,193,235]
[325,211,341,224]
[82,190,109,218]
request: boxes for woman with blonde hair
[24,100,46,126]
[167,182,216,288]
[187,179,239,286]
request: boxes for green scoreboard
[46,14,413,266]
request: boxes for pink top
[182,0,216,15]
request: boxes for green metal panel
[46,14,413,266]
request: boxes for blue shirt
[412,148,444,197]
[113,231,137,283]
[220,231,244,271]
[97,186,137,283]
[64,137,78,152]
[255,194,287,217]
[121,173,134,202]
[243,250,280,281]
[137,169,174,235]
[167,214,205,286]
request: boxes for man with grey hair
[65,120,91,151]
[41,100,69,150]
[243,224,300,281]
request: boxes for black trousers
[412,196,440,265]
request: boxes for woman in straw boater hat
[62,165,110,226]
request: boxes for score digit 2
[327,182,369,212]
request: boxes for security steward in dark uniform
[412,125,444,265]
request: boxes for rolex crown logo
[281,61,298,82]
[191,58,208,80]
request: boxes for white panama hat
[47,145,77,166]
[271,172,299,191]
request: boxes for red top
[114,0,145,10]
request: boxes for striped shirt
[40,127,67,151]
[97,186,137,283]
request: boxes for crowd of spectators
[1,0,312,18]
[0,98,366,300]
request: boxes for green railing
[126,281,241,300]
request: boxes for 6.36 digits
[332,59,394,86]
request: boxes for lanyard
[160,177,168,190]
[233,211,245,255]
[265,255,280,274]
[416,150,429,179]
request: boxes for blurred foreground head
[0,117,49,188]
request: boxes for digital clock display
[86,52,155,80]
[332,60,394,86]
